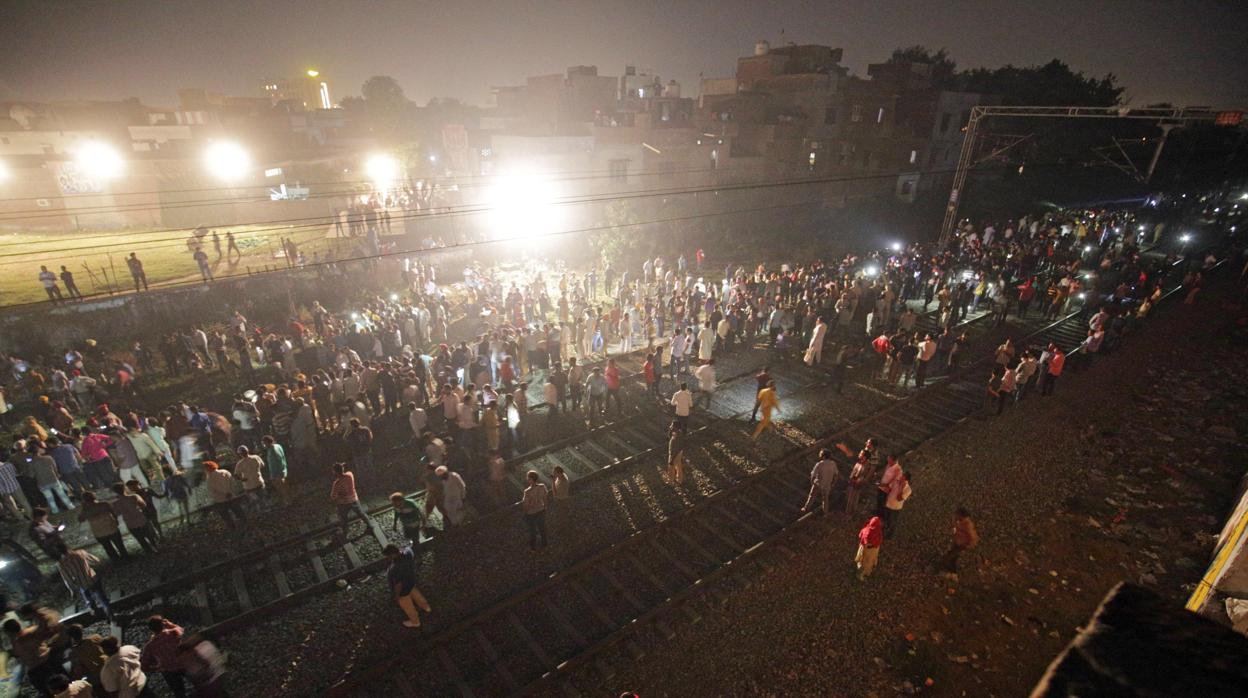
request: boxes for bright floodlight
[484,171,565,241]
[890,242,902,252]
[75,141,124,179]
[366,154,400,185]
[204,141,251,181]
[307,69,320,77]
[1180,233,1192,243]
[863,265,879,277]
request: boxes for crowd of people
[0,202,1197,694]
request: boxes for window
[876,107,885,124]
[824,108,837,125]
[808,151,817,170]
[940,113,952,133]
[608,159,629,182]
[900,180,914,196]
[850,104,862,122]
[909,149,918,165]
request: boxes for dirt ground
[609,275,1248,696]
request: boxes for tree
[361,75,414,144]
[888,46,957,88]
[955,59,1123,107]
[590,200,646,266]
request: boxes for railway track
[324,252,1202,697]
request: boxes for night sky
[2,0,1245,109]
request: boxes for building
[261,70,333,110]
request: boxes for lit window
[909,150,917,164]
[877,108,885,124]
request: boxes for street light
[203,141,251,181]
[890,242,902,252]
[366,153,400,185]
[306,69,320,78]
[74,141,124,179]
[863,265,879,277]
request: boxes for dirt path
[609,277,1248,696]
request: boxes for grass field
[0,223,356,307]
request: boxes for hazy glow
[306,69,320,77]
[0,160,9,180]
[484,170,565,241]
[203,141,251,181]
[74,141,124,179]
[366,153,400,187]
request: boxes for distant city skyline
[2,0,1245,109]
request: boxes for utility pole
[1145,123,1177,184]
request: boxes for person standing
[233,446,266,510]
[915,333,937,388]
[111,483,159,553]
[39,265,64,303]
[845,450,873,514]
[331,463,367,538]
[59,265,84,300]
[855,516,884,581]
[643,352,660,398]
[604,359,622,415]
[802,449,839,514]
[750,380,780,440]
[344,418,374,470]
[384,543,432,628]
[261,435,288,507]
[584,368,607,424]
[666,422,686,484]
[100,636,149,698]
[390,492,425,544]
[670,382,693,432]
[78,492,129,562]
[551,465,570,501]
[140,615,187,698]
[126,253,149,292]
[804,317,827,366]
[876,454,902,512]
[668,330,686,379]
[520,470,549,551]
[697,321,715,362]
[0,456,32,520]
[881,470,912,539]
[937,507,980,582]
[57,544,113,623]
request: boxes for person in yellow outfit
[751,380,779,440]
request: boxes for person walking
[57,544,113,622]
[666,422,686,484]
[384,543,432,629]
[855,516,884,581]
[693,359,716,410]
[111,483,159,553]
[204,461,247,530]
[439,465,467,527]
[520,470,549,551]
[261,435,288,507]
[233,446,266,510]
[801,448,839,514]
[140,615,187,698]
[937,507,980,582]
[751,380,780,440]
[1040,344,1065,396]
[331,462,368,538]
[845,450,873,514]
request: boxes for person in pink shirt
[604,359,622,415]
[79,426,116,490]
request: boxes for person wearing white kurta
[440,467,467,525]
[697,322,715,361]
[805,317,828,366]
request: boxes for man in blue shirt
[384,544,432,629]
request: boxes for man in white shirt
[802,448,840,514]
[882,471,913,539]
[408,402,427,440]
[915,334,938,388]
[693,360,716,410]
[100,636,148,698]
[670,382,693,431]
[805,317,828,366]
[668,331,687,379]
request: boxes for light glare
[204,142,251,181]
[366,154,400,186]
[75,141,124,179]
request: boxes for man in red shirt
[1041,344,1065,396]
[604,359,623,415]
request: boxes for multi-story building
[261,70,333,110]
